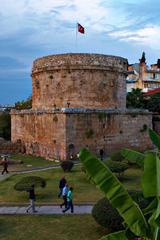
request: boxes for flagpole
[76,22,78,52]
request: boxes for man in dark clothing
[1,156,9,175]
[26,185,37,213]
[58,176,67,198]
[99,149,104,161]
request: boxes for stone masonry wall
[11,109,153,160]
[32,54,127,110]
[11,110,67,160]
[66,111,153,158]
[0,138,23,155]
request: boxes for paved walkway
[0,205,93,215]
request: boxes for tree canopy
[15,96,32,110]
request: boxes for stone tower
[11,53,152,160]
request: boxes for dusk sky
[0,0,160,104]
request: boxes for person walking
[62,187,74,213]
[60,183,69,209]
[58,176,67,198]
[1,156,9,175]
[26,185,37,213]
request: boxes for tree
[0,112,11,140]
[146,92,160,113]
[15,96,32,110]
[79,128,160,240]
[127,88,145,109]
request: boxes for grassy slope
[0,154,58,172]
[0,166,142,204]
[0,215,106,240]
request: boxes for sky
[0,0,160,104]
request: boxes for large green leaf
[121,148,144,168]
[148,128,160,150]
[79,149,148,237]
[143,198,158,215]
[100,230,128,240]
[141,152,160,197]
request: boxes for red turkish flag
[77,23,85,34]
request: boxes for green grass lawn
[0,166,143,204]
[0,215,106,240]
[0,154,59,172]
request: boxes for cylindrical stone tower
[31,53,128,110]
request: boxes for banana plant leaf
[100,230,128,240]
[79,149,148,237]
[148,128,160,150]
[143,198,157,215]
[121,148,144,168]
[141,152,160,198]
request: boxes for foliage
[121,148,145,168]
[104,160,128,175]
[110,151,125,162]
[60,160,74,172]
[85,128,94,138]
[15,96,32,110]
[79,128,160,240]
[0,112,11,140]
[92,197,124,232]
[14,176,46,191]
[146,92,160,113]
[126,88,145,109]
[92,191,152,232]
[80,149,148,239]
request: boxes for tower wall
[32,54,127,110]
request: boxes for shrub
[92,197,124,232]
[104,160,128,175]
[110,151,124,162]
[81,166,86,173]
[61,160,74,172]
[92,191,152,232]
[14,176,46,191]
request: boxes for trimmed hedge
[104,160,128,175]
[110,151,124,162]
[14,176,46,191]
[61,160,74,172]
[92,197,124,232]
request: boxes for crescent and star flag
[77,23,85,34]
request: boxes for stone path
[0,205,93,215]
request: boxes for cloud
[109,25,160,49]
[1,0,160,103]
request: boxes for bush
[61,160,74,172]
[104,160,128,175]
[110,151,125,162]
[92,191,152,232]
[81,166,86,173]
[14,176,46,191]
[92,197,124,232]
